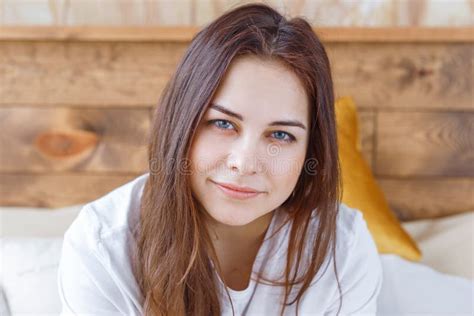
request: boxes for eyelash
[207,119,296,144]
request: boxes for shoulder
[307,202,381,284]
[63,172,149,245]
[335,203,383,298]
[282,203,376,274]
[308,202,364,249]
[323,203,383,313]
[58,173,149,315]
[331,202,380,265]
[335,202,367,248]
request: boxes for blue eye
[208,119,235,130]
[207,119,295,144]
[272,131,296,143]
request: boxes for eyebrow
[209,103,307,130]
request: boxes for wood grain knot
[417,67,433,77]
[34,129,99,158]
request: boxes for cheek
[264,148,306,195]
[189,131,224,176]
[265,149,306,179]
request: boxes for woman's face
[189,55,310,227]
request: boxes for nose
[226,136,262,175]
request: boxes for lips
[212,180,263,200]
[211,180,263,193]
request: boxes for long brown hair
[132,3,343,315]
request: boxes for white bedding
[0,205,473,315]
[378,254,473,315]
[401,211,473,280]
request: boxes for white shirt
[58,172,383,315]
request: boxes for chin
[210,210,256,227]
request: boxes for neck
[205,210,275,280]
[207,211,274,245]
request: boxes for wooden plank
[0,27,472,42]
[331,42,473,110]
[378,177,474,221]
[358,110,375,169]
[375,111,474,177]
[0,173,143,207]
[1,41,471,110]
[0,107,150,172]
[317,27,474,43]
[0,41,187,107]
[0,26,199,42]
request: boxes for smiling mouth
[211,180,264,200]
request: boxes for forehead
[209,56,309,123]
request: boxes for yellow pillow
[335,96,422,262]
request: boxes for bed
[1,204,472,315]
[0,26,472,315]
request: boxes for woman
[58,3,382,316]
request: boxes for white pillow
[0,204,83,315]
[0,237,63,315]
[401,211,474,280]
[0,204,83,237]
[378,254,474,315]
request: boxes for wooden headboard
[0,26,472,221]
